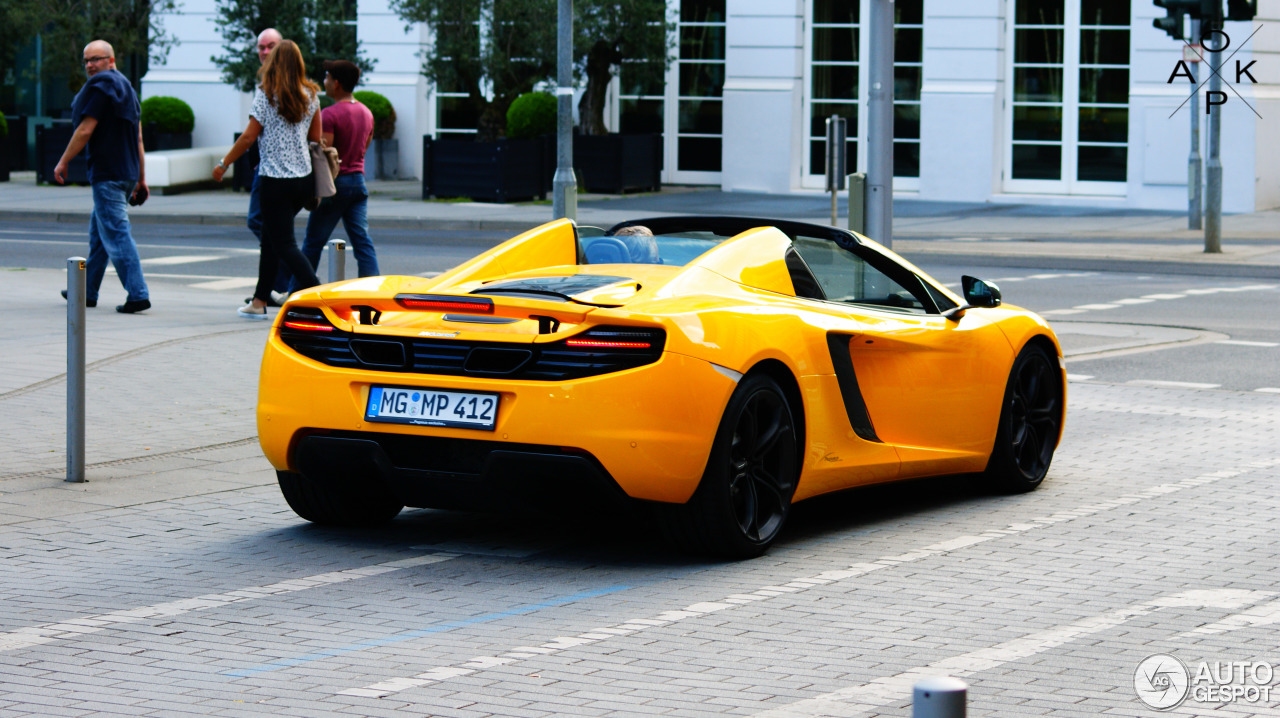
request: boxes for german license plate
[365,386,499,430]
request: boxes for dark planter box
[574,133,662,194]
[4,115,28,172]
[422,135,546,203]
[143,125,192,152]
[0,137,9,182]
[35,123,88,185]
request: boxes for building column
[917,1,1004,202]
[720,0,805,193]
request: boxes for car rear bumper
[290,431,631,511]
[257,332,737,504]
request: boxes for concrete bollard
[327,238,347,284]
[913,676,967,718]
[66,257,86,483]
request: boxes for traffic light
[1153,0,1200,39]
[1227,0,1257,21]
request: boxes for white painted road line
[1180,597,1280,637]
[334,463,1277,700]
[189,277,260,290]
[1065,374,1094,381]
[1040,285,1277,318]
[1126,380,1221,390]
[0,553,458,654]
[140,255,235,266]
[750,589,1274,718]
[1216,340,1280,347]
[1256,388,1280,394]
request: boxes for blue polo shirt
[70,70,141,184]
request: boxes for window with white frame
[806,0,924,184]
[1008,0,1129,191]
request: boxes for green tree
[0,0,179,95]
[388,0,671,139]
[575,0,672,135]
[388,0,556,141]
[211,0,374,92]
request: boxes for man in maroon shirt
[296,60,380,288]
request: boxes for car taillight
[281,307,335,332]
[564,327,664,350]
[565,338,651,349]
[396,294,494,314]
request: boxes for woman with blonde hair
[213,39,322,319]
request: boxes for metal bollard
[913,676,967,718]
[847,171,867,235]
[327,238,347,284]
[66,257,86,483]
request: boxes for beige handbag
[310,141,340,198]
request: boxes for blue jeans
[86,180,148,302]
[294,172,379,292]
[248,167,292,293]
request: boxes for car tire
[661,374,799,559]
[983,343,1063,493]
[276,470,404,526]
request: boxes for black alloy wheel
[985,343,1063,492]
[662,374,799,558]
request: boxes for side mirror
[961,275,1002,308]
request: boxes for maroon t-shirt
[321,100,375,175]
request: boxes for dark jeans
[293,172,379,292]
[255,174,319,302]
[248,167,292,293]
[86,180,149,302]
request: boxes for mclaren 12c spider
[257,216,1066,557]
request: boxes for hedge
[140,96,195,134]
[352,90,396,139]
[506,92,556,140]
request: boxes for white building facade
[144,0,1280,211]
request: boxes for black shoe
[116,299,151,314]
[61,289,97,308]
[244,295,283,308]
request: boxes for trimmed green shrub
[0,113,8,139]
[140,96,195,134]
[352,90,396,139]
[506,92,555,140]
[319,94,336,110]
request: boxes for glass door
[803,0,923,190]
[1005,0,1129,194]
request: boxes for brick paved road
[2,384,1277,715]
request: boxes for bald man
[244,27,291,305]
[55,40,151,314]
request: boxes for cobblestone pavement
[1,266,1278,716]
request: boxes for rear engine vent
[464,348,533,375]
[350,339,407,368]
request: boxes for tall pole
[866,0,894,248]
[1205,26,1222,253]
[552,0,577,221]
[1188,19,1202,230]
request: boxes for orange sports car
[257,217,1065,557]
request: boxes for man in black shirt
[55,39,151,313]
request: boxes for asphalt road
[4,219,1276,393]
